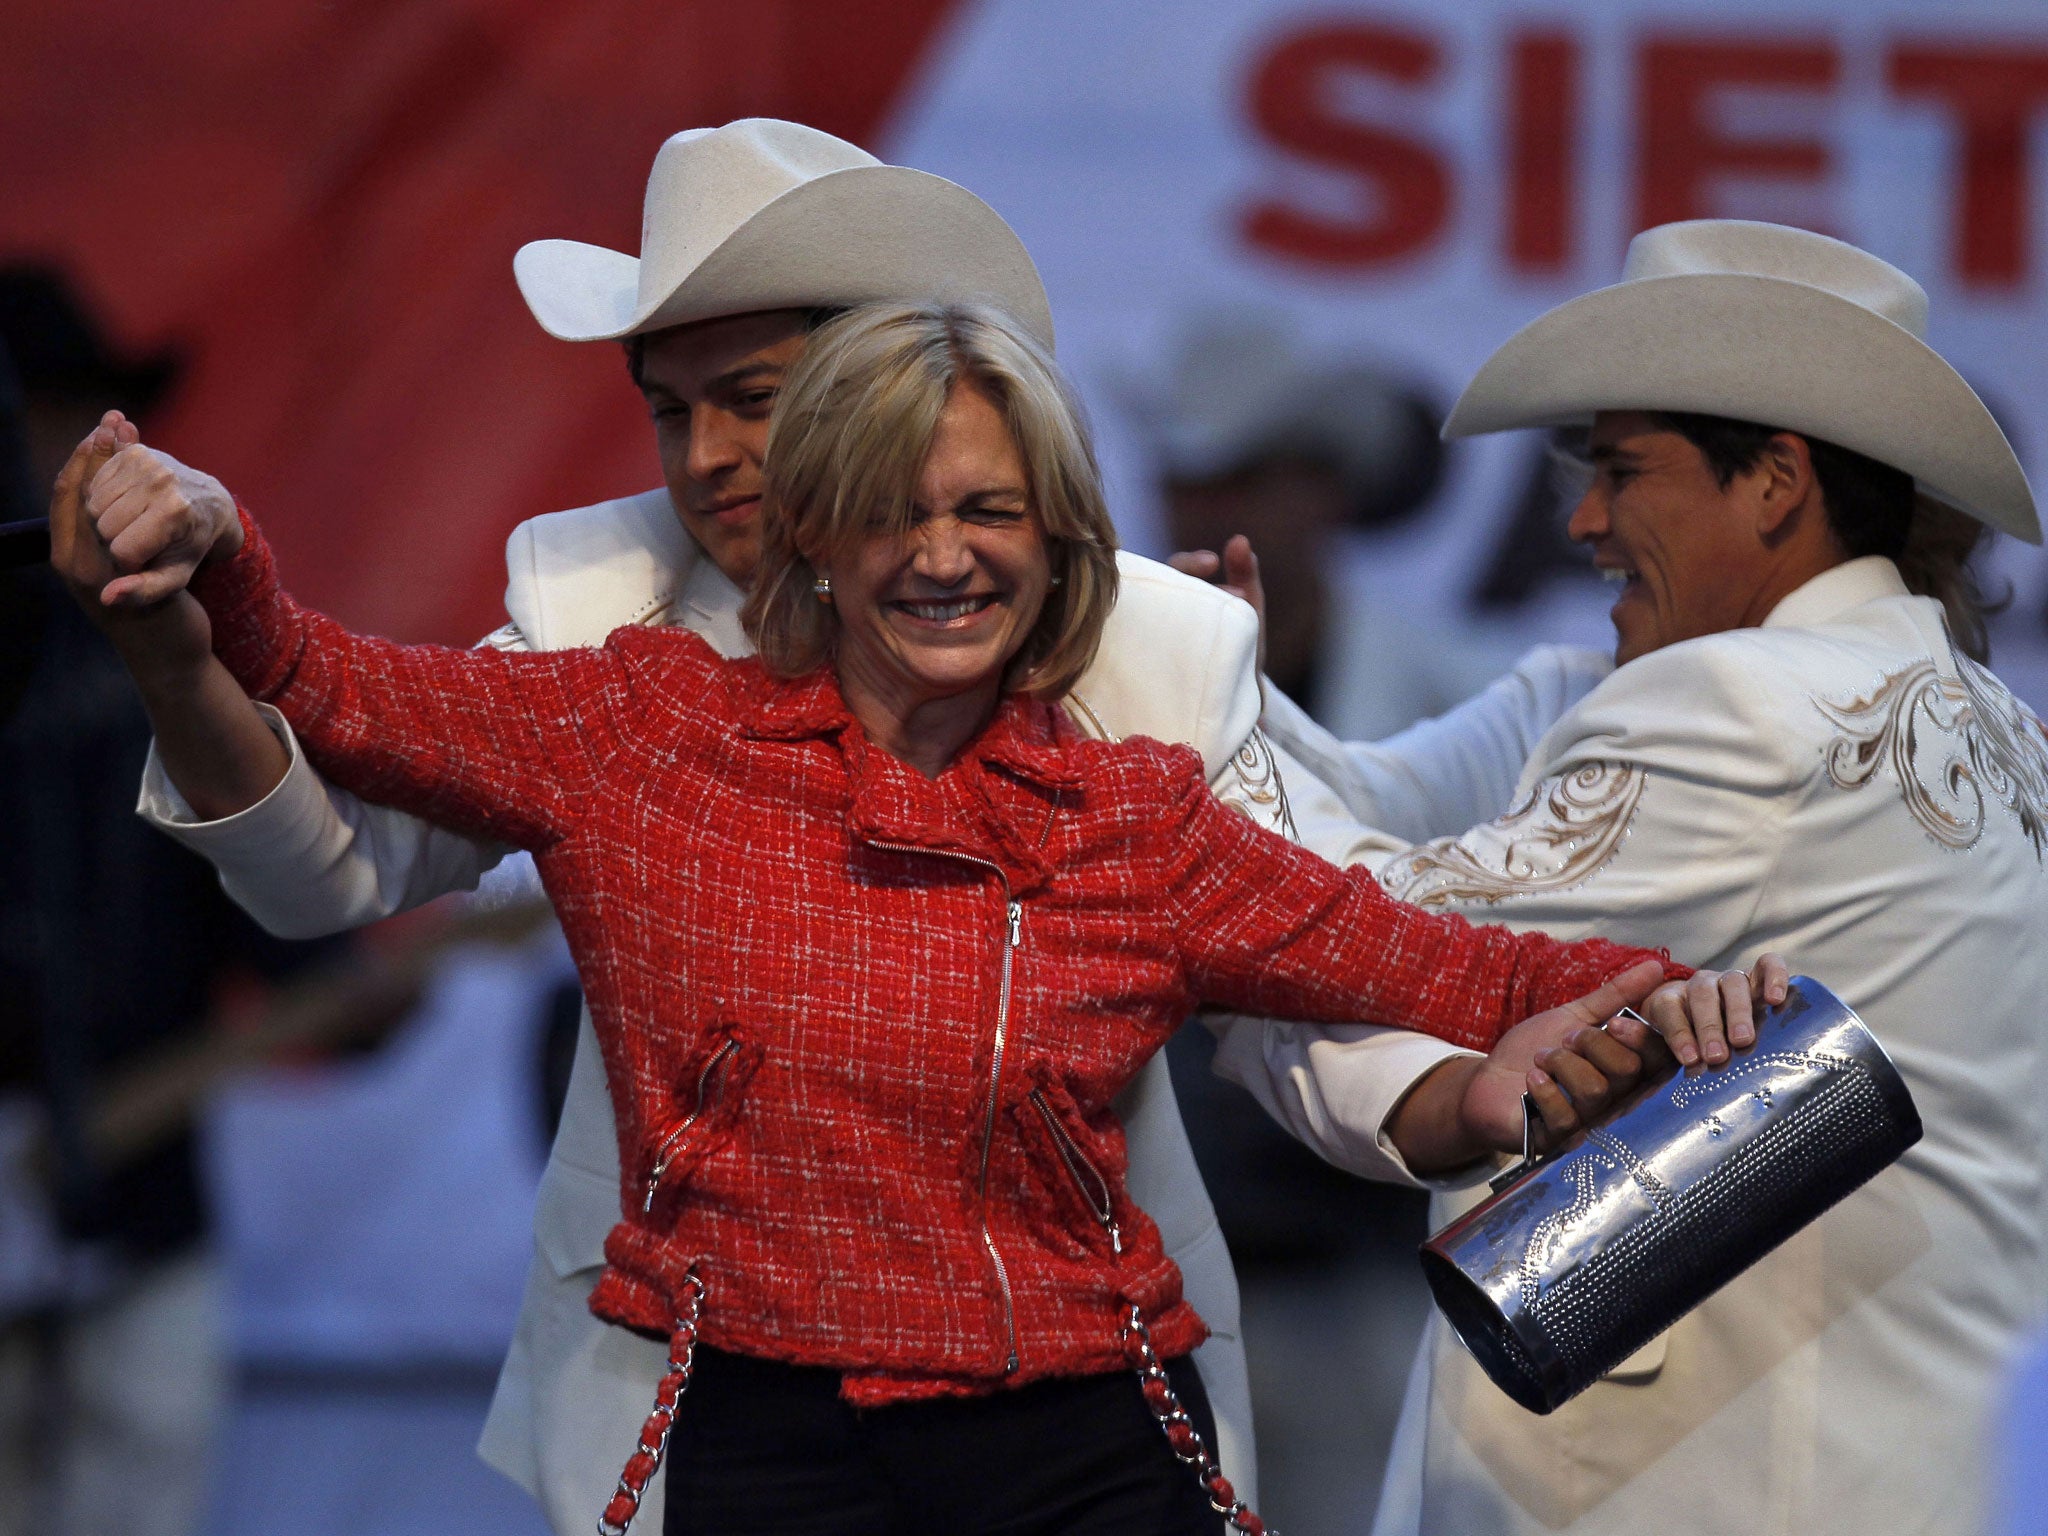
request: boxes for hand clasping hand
[60,409,243,608]
[1456,952,1794,1156]
[49,410,228,672]
[1458,959,1670,1153]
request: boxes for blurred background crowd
[5,2,2048,1533]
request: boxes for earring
[1049,573,1064,588]
[813,575,832,602]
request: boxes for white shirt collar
[1762,556,1910,631]
[677,551,751,658]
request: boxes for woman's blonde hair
[741,301,1120,700]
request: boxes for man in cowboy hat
[105,119,1589,1532]
[1218,219,2048,1534]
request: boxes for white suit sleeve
[1200,647,1612,1182]
[1371,640,1805,959]
[134,632,521,940]
[1217,636,1812,1179]
[1201,737,1477,1187]
[1208,1019,1480,1185]
[1263,643,1612,847]
[1073,553,1299,838]
[1074,557,1473,1183]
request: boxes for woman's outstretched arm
[1152,742,1689,1050]
[1147,745,1796,1167]
[51,416,635,852]
[50,415,290,820]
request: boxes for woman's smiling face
[827,381,1053,738]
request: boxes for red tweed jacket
[197,515,1678,1405]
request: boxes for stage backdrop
[890,0,2048,719]
[8,0,2048,708]
[0,0,961,642]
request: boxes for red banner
[0,0,960,641]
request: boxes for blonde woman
[54,303,1773,1536]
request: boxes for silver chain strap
[1120,1303,1275,1536]
[597,1283,1263,1534]
[597,1269,707,1536]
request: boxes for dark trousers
[662,1347,1229,1536]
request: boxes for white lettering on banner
[889,2,2048,720]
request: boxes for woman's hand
[49,411,287,817]
[1638,954,1793,1068]
[56,409,243,609]
[1451,959,1671,1157]
[49,412,217,674]
[1393,959,1675,1172]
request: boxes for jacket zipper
[863,839,1023,1375]
[1029,1088,1123,1255]
[643,1038,738,1214]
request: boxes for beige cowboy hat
[513,118,1055,350]
[1445,219,2039,543]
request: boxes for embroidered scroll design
[1380,762,1646,909]
[1063,695,1298,839]
[1814,651,2048,859]
[1221,728,1298,839]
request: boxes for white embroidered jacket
[135,487,1593,1529]
[1239,557,2048,1536]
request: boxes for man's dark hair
[621,305,847,391]
[1651,410,2001,661]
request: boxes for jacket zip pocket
[1029,1087,1123,1256]
[643,1038,738,1214]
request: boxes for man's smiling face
[1568,411,1777,666]
[635,309,813,589]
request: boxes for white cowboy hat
[513,118,1055,350]
[1446,220,2038,543]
